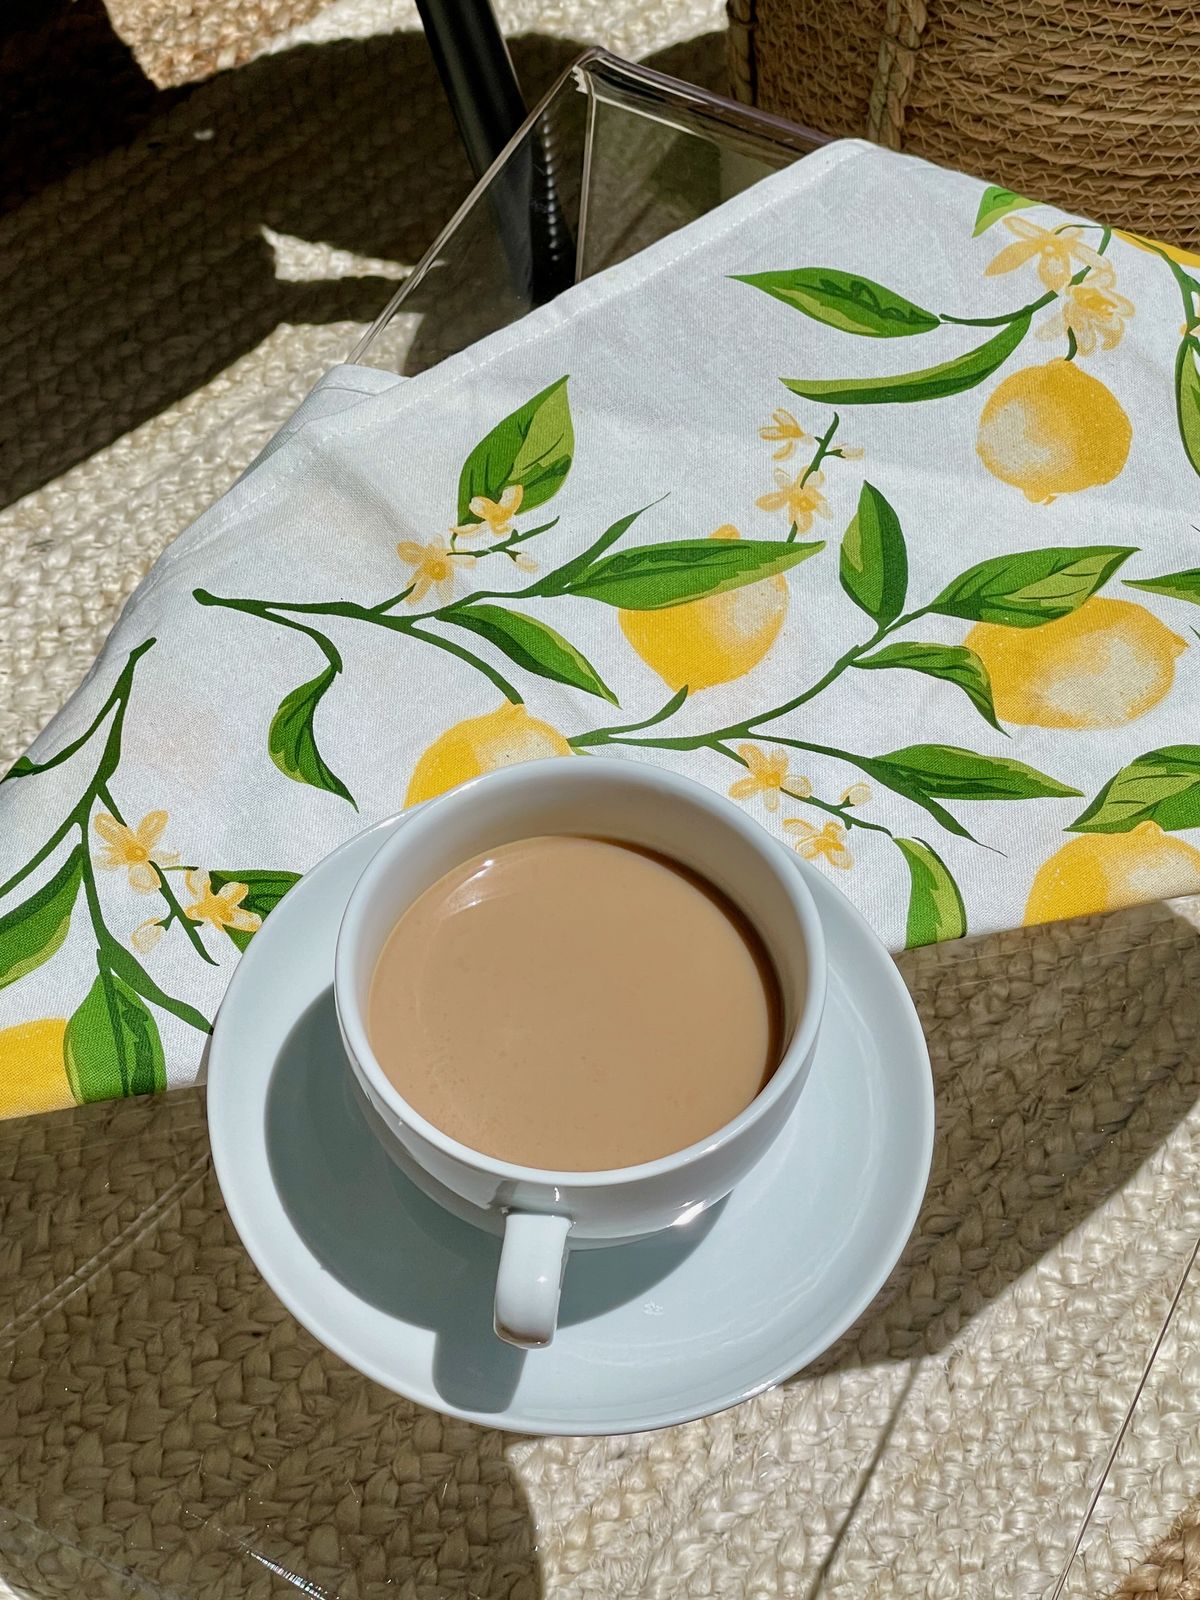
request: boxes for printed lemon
[1026,821,1200,925]
[966,598,1186,729]
[1116,230,1200,270]
[0,1018,71,1118]
[976,359,1132,503]
[617,525,787,692]
[405,702,572,806]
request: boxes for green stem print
[1123,245,1200,477]
[796,410,846,488]
[732,223,1113,402]
[0,639,300,1104]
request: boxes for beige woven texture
[728,0,1200,249]
[106,0,731,86]
[3,318,1200,1597]
[104,0,332,86]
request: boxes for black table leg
[415,0,574,305]
[414,0,527,182]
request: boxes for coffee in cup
[367,834,783,1172]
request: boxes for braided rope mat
[2,319,1200,1597]
[1117,1500,1200,1600]
[272,0,733,69]
[104,0,731,87]
[103,0,331,86]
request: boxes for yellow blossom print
[131,918,165,954]
[986,216,1110,292]
[756,468,830,531]
[454,484,524,539]
[509,550,538,573]
[839,782,871,807]
[784,818,853,869]
[183,871,262,937]
[93,811,178,892]
[1036,280,1135,356]
[727,744,812,812]
[760,408,808,460]
[396,538,474,605]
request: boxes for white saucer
[207,814,933,1436]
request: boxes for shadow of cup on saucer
[265,989,721,1413]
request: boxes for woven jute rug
[104,0,331,85]
[4,8,1200,1597]
[102,0,734,86]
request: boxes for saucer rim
[207,810,934,1436]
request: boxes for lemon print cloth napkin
[5,137,1200,1118]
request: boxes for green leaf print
[855,642,1003,732]
[1174,336,1200,479]
[0,848,82,992]
[972,186,1036,236]
[106,945,211,1033]
[539,505,657,593]
[65,969,166,1102]
[558,538,823,611]
[457,377,573,524]
[848,760,973,840]
[781,314,1031,406]
[1068,746,1200,834]
[208,869,303,952]
[268,666,356,807]
[839,482,908,625]
[1126,569,1200,605]
[731,269,940,337]
[867,744,1081,801]
[930,546,1134,626]
[447,604,617,703]
[896,839,967,947]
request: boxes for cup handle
[494,1212,572,1348]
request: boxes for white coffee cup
[335,759,827,1349]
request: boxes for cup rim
[333,760,827,1188]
